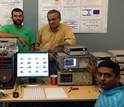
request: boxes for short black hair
[98,60,120,76]
[47,9,61,19]
[11,8,23,16]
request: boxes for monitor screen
[17,52,49,77]
[64,58,77,68]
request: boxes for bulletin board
[38,0,108,33]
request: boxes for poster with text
[38,0,108,33]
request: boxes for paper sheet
[45,87,68,99]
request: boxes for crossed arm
[0,32,26,47]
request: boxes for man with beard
[0,8,35,52]
[36,9,76,75]
[95,60,124,107]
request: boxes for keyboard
[23,87,45,100]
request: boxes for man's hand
[48,44,63,52]
[18,37,26,47]
[48,45,57,52]
[87,63,97,74]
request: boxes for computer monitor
[17,52,49,84]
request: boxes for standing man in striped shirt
[95,60,124,107]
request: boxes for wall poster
[38,0,108,33]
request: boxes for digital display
[64,58,76,68]
[17,52,49,77]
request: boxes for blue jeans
[49,59,59,75]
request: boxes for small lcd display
[64,58,76,68]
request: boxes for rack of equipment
[57,46,96,85]
[0,39,18,89]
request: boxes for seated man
[95,60,124,107]
[36,9,76,75]
[0,8,35,52]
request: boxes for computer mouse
[13,91,19,98]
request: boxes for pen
[68,87,79,93]
[71,87,79,90]
[68,88,72,93]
